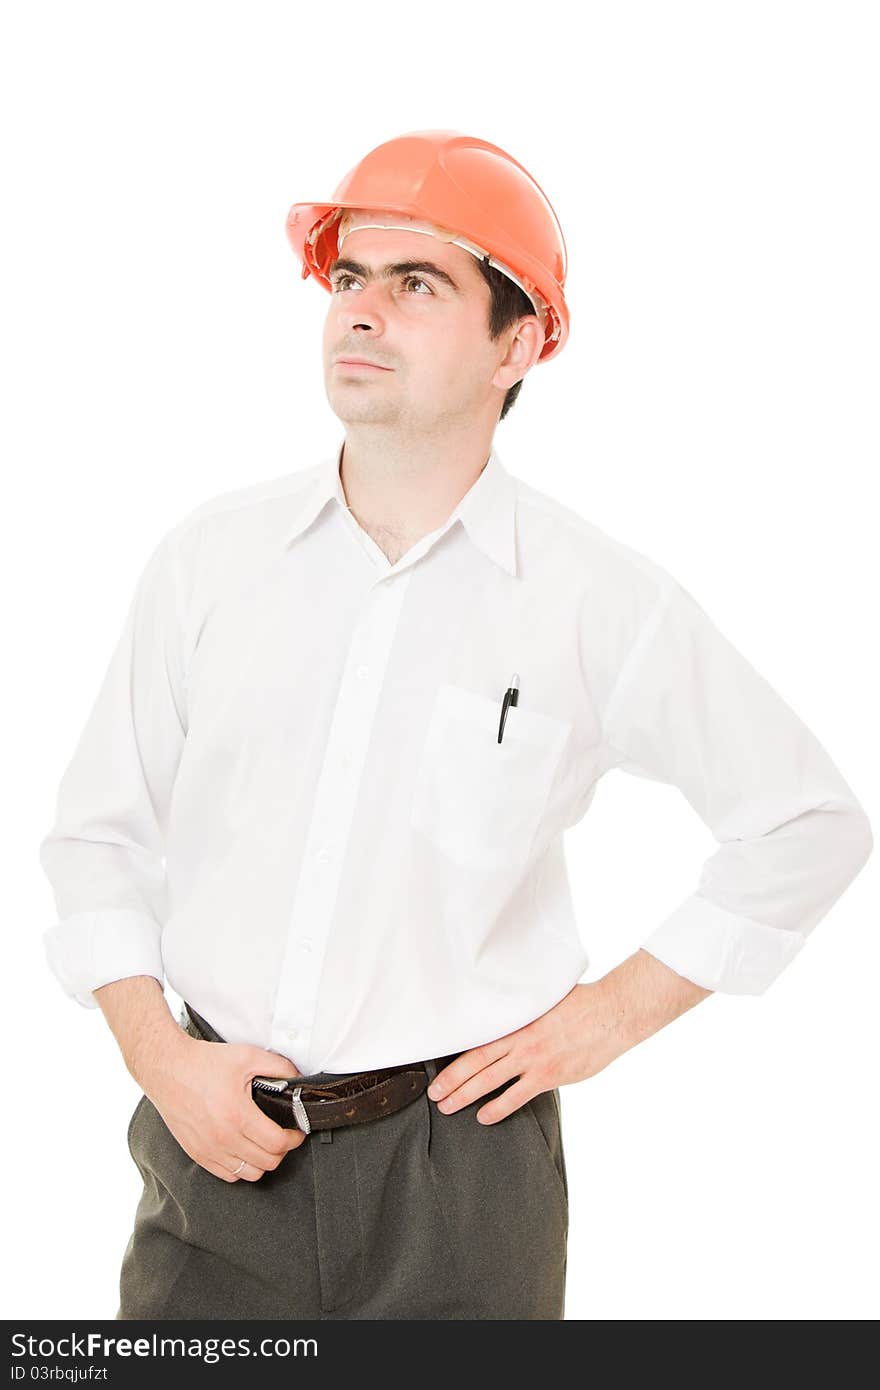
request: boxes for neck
[337,427,493,544]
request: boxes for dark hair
[474,255,542,421]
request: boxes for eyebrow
[327,256,463,293]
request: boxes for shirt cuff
[640,892,807,995]
[42,908,165,1009]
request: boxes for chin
[327,398,400,425]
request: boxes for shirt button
[286,1028,298,1041]
[341,752,352,770]
[356,664,369,680]
[316,848,331,863]
[299,939,313,953]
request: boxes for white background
[3,0,877,1321]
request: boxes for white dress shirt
[38,440,873,1073]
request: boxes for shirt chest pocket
[409,681,572,870]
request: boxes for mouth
[334,359,392,372]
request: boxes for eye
[330,274,433,295]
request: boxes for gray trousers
[116,1011,569,1320]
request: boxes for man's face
[321,220,515,433]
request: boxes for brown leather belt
[181,1000,458,1136]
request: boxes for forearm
[94,975,189,1091]
[594,947,713,1054]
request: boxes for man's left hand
[425,951,712,1124]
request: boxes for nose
[333,279,389,331]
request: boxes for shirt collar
[282,440,519,577]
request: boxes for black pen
[497,672,519,743]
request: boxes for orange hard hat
[285,129,570,363]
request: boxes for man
[39,129,873,1321]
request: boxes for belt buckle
[290,1085,311,1135]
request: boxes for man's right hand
[143,1032,308,1181]
[95,975,308,1181]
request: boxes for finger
[473,1075,538,1126]
[222,1157,265,1183]
[244,1104,310,1156]
[179,1135,272,1181]
[201,1157,249,1183]
[221,1127,295,1173]
[246,1123,309,1158]
[433,1052,515,1112]
[428,1040,511,1100]
[244,1048,302,1084]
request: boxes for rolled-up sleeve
[601,579,874,994]
[38,527,190,1008]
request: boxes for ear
[492,317,544,392]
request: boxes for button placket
[271,569,413,1070]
